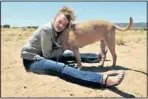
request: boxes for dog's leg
[72,47,82,69]
[100,40,107,67]
[106,31,117,66]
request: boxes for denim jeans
[23,58,103,88]
[50,50,101,63]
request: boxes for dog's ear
[63,27,70,33]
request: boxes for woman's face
[54,14,69,32]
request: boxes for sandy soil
[1,28,147,97]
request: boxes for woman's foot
[102,70,125,87]
[105,70,124,76]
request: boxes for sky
[1,2,147,27]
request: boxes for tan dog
[59,17,133,69]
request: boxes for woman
[21,6,125,88]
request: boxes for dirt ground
[1,28,147,97]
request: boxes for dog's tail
[114,17,133,31]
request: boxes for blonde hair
[57,6,76,29]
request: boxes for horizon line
[1,21,147,27]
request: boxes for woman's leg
[60,66,103,85]
[26,58,103,86]
[28,59,65,76]
[25,58,125,87]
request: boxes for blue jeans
[23,58,103,88]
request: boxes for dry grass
[2,28,146,46]
[116,30,146,45]
[1,28,35,46]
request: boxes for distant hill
[115,22,147,29]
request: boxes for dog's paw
[99,64,104,67]
[74,65,82,70]
[111,64,116,66]
[77,66,82,70]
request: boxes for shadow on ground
[81,65,148,76]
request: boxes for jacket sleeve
[40,29,53,59]
[21,26,44,60]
